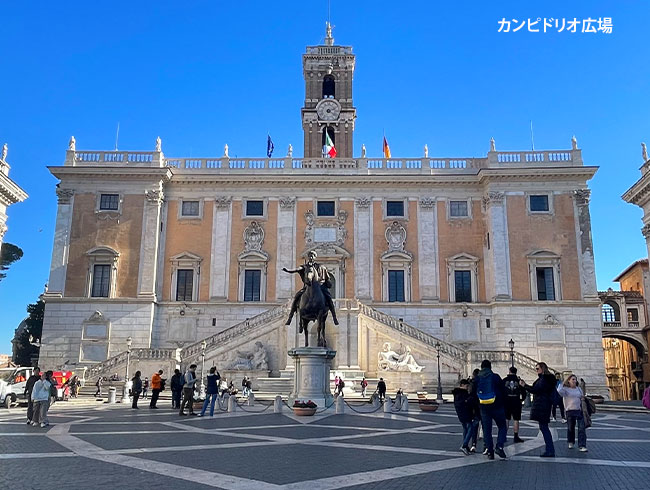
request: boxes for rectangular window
[529,195,549,212]
[181,201,200,217]
[386,200,404,217]
[536,267,555,301]
[388,270,405,302]
[99,194,119,211]
[91,265,111,297]
[244,270,261,302]
[246,200,264,217]
[176,269,194,301]
[449,200,468,217]
[627,309,639,322]
[454,270,472,303]
[317,200,336,217]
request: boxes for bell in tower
[301,22,357,159]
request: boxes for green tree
[12,299,44,367]
[0,242,23,281]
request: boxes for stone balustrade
[64,149,582,171]
[85,348,177,380]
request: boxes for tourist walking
[94,376,103,397]
[31,371,54,428]
[170,369,183,409]
[469,368,481,452]
[643,384,650,410]
[245,378,252,398]
[142,377,149,399]
[557,374,588,452]
[377,378,386,402]
[200,367,220,417]
[503,366,526,443]
[453,379,479,455]
[337,378,345,396]
[551,372,566,422]
[475,360,508,459]
[179,364,198,416]
[149,370,164,409]
[520,362,556,457]
[361,377,368,397]
[24,367,40,425]
[131,371,143,409]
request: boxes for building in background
[38,25,608,395]
[0,143,28,250]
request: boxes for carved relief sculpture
[214,196,232,209]
[56,187,74,205]
[226,341,269,370]
[243,221,265,252]
[377,342,424,373]
[385,221,407,252]
[279,197,296,209]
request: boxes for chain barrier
[234,399,274,413]
[342,398,385,414]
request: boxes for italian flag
[324,131,337,158]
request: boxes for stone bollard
[372,395,381,409]
[108,387,116,404]
[248,392,255,406]
[401,394,409,413]
[274,395,282,413]
[227,394,236,413]
[335,394,345,414]
[383,396,392,413]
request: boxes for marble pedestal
[288,347,336,409]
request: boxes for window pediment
[238,250,269,262]
[86,246,119,258]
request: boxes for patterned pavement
[1,399,649,490]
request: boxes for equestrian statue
[283,250,339,347]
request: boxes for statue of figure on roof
[68,136,76,151]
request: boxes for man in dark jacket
[377,378,387,402]
[24,367,40,424]
[503,366,526,443]
[520,362,557,457]
[453,379,479,455]
[474,359,508,459]
[170,369,183,409]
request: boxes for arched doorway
[602,336,644,400]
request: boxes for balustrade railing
[85,347,177,380]
[67,149,581,171]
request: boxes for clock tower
[302,23,356,159]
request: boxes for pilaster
[483,191,512,301]
[573,189,598,299]
[354,197,372,300]
[276,197,296,300]
[136,188,164,299]
[209,196,232,300]
[417,197,439,301]
[45,188,75,297]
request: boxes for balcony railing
[604,321,621,328]
[65,148,583,172]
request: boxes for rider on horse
[283,250,339,326]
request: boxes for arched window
[323,75,335,98]
[602,301,620,323]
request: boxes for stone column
[276,197,296,300]
[417,197,439,301]
[574,189,598,299]
[137,188,163,298]
[354,197,372,300]
[209,196,232,300]
[45,188,75,297]
[483,192,512,301]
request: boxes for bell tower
[302,23,356,159]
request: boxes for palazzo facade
[39,27,608,395]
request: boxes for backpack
[477,374,496,405]
[159,379,166,392]
[643,387,650,410]
[585,397,596,415]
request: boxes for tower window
[536,267,555,301]
[317,200,336,217]
[323,75,335,99]
[243,270,261,302]
[246,200,264,217]
[388,270,405,302]
[454,270,472,303]
[176,269,194,302]
[386,201,405,217]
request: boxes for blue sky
[1,1,649,353]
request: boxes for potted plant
[418,398,439,412]
[293,400,317,416]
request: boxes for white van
[0,367,35,408]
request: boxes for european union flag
[267,134,274,158]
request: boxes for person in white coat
[31,371,54,428]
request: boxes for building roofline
[613,258,649,282]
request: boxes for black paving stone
[76,431,253,451]
[0,435,70,454]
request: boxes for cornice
[0,173,28,206]
[48,166,173,182]
[622,174,650,206]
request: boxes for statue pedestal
[288,347,336,409]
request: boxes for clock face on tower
[316,99,341,121]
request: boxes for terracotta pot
[293,407,317,416]
[419,403,439,412]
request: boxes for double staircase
[79,299,549,393]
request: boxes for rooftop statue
[1,143,7,161]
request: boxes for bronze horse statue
[297,262,329,347]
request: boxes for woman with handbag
[557,374,588,452]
